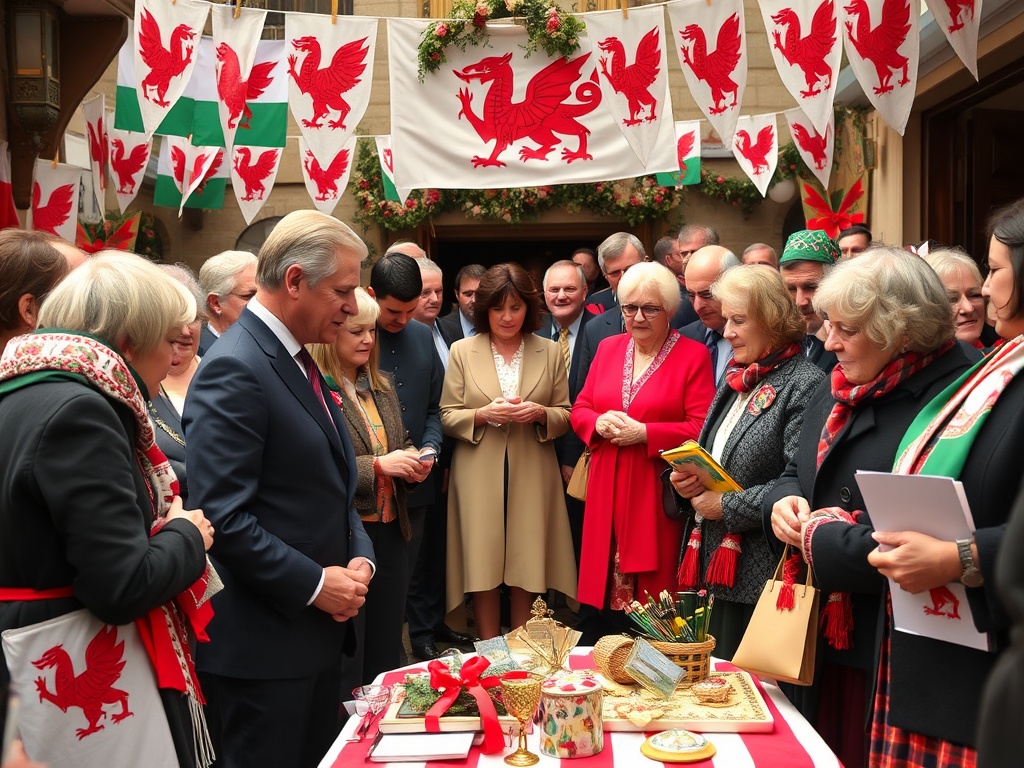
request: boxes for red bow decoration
[75,212,142,254]
[425,657,504,753]
[801,177,866,239]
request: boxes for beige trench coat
[441,332,578,610]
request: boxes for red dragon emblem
[216,43,277,130]
[234,148,279,201]
[288,36,369,130]
[32,625,132,740]
[304,149,350,200]
[137,8,196,107]
[172,146,224,196]
[110,139,149,194]
[924,585,961,620]
[679,14,742,115]
[382,148,394,173]
[454,52,602,168]
[87,116,108,192]
[676,131,696,173]
[734,125,774,175]
[597,27,661,126]
[32,182,75,235]
[792,122,830,169]
[943,0,975,32]
[844,0,912,94]
[771,0,837,97]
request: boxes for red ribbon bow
[802,178,866,239]
[425,657,504,753]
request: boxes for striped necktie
[558,327,572,378]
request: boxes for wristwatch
[956,539,984,588]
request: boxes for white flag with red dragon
[387,19,676,190]
[30,159,81,242]
[107,125,152,214]
[211,3,268,153]
[299,135,356,217]
[585,5,673,167]
[785,106,834,190]
[731,113,778,198]
[82,94,109,209]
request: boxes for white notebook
[367,732,477,762]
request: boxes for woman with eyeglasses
[572,262,715,641]
[766,247,973,768]
[666,266,824,660]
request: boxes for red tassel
[776,554,801,611]
[822,591,853,650]
[677,526,702,588]
[706,533,742,588]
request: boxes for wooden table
[319,649,843,767]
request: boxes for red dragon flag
[731,113,779,197]
[785,107,834,189]
[387,19,676,190]
[30,158,81,241]
[132,0,210,138]
[374,136,412,206]
[299,136,356,216]
[106,125,152,214]
[841,0,919,136]
[82,94,109,209]
[655,120,702,187]
[232,146,283,225]
[585,6,673,167]
[667,0,747,147]
[924,0,981,80]
[759,0,842,135]
[0,140,21,228]
[153,136,228,214]
[211,3,268,153]
[285,13,377,169]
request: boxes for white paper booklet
[854,471,989,652]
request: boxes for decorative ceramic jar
[538,671,603,758]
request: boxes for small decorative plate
[640,730,717,763]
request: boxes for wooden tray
[377,682,519,735]
[597,670,774,733]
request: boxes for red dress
[571,331,715,609]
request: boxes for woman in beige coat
[442,263,577,639]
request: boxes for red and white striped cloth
[319,649,842,768]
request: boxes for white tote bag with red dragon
[3,609,178,768]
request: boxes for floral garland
[418,0,586,79]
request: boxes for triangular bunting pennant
[667,0,747,146]
[30,159,81,241]
[153,137,228,213]
[0,140,21,229]
[732,113,779,197]
[801,175,867,237]
[655,120,702,187]
[82,95,109,209]
[924,0,981,80]
[760,0,842,135]
[211,4,268,153]
[232,146,283,225]
[116,21,196,137]
[286,14,377,166]
[586,6,672,166]
[299,136,356,216]
[841,0,919,136]
[785,107,834,189]
[374,136,412,206]
[132,0,210,138]
[107,125,153,214]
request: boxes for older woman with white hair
[0,251,215,767]
[766,246,973,768]
[924,248,987,350]
[572,262,715,639]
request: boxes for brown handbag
[731,547,820,686]
[566,448,590,501]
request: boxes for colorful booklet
[660,441,743,493]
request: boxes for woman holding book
[667,266,824,659]
[572,262,715,641]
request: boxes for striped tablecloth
[319,648,842,768]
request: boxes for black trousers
[405,502,446,645]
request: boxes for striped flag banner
[153,137,228,213]
[115,20,196,137]
[210,3,267,153]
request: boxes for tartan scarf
[817,341,955,468]
[0,331,217,767]
[724,342,802,393]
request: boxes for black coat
[537,313,592,467]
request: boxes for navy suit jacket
[184,308,373,679]
[537,312,592,466]
[197,324,218,357]
[437,310,466,346]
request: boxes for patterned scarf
[0,331,217,768]
[817,341,955,468]
[724,342,802,393]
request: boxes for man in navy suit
[184,211,375,768]
[680,245,741,385]
[437,263,485,344]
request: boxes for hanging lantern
[6,0,61,155]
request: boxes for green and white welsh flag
[115,21,195,137]
[154,137,227,213]
[655,121,702,187]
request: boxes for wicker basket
[592,634,635,684]
[647,635,716,687]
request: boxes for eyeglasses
[621,304,663,319]
[684,289,715,302]
[228,291,257,301]
[821,315,860,341]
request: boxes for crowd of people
[1,203,1023,768]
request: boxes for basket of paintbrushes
[624,590,716,687]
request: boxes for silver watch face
[961,569,983,588]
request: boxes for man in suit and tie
[184,211,375,768]
[653,236,699,328]
[680,245,741,386]
[437,263,485,344]
[197,250,259,355]
[572,247,606,297]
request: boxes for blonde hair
[38,250,195,354]
[713,265,805,348]
[814,246,954,353]
[309,288,391,392]
[923,248,983,289]
[257,211,367,289]
[616,261,682,315]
